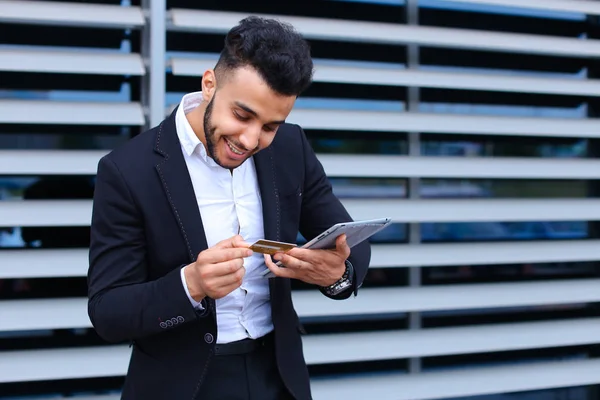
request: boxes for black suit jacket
[87,107,371,400]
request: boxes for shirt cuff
[180,265,204,310]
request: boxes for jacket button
[204,333,214,344]
[160,322,167,329]
[170,317,178,325]
[177,316,185,323]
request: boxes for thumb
[335,234,350,257]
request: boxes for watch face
[329,280,352,295]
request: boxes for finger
[212,281,244,299]
[214,235,251,249]
[210,258,245,276]
[273,252,308,270]
[205,268,245,297]
[197,258,243,282]
[201,248,253,264]
[264,254,296,279]
[335,234,351,259]
[285,247,313,262]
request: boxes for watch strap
[321,260,354,296]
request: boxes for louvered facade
[1,0,600,399]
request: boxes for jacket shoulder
[271,122,304,150]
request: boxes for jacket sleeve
[87,156,205,344]
[296,125,372,299]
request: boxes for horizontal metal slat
[304,318,600,364]
[288,109,600,138]
[0,299,600,364]
[6,151,600,179]
[0,345,130,383]
[443,0,600,16]
[293,279,600,318]
[168,58,214,76]
[162,104,600,137]
[0,0,144,28]
[29,359,600,400]
[371,240,600,268]
[0,249,89,279]
[3,319,599,383]
[7,151,600,179]
[3,240,600,280]
[0,48,145,76]
[169,9,600,58]
[311,358,600,400]
[3,199,600,226]
[0,298,90,331]
[170,57,600,97]
[0,200,92,227]
[3,279,599,331]
[0,150,107,175]
[345,198,600,222]
[0,100,145,126]
[320,154,600,179]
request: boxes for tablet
[302,217,392,251]
[260,217,392,278]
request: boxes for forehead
[217,66,296,120]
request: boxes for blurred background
[1,0,600,399]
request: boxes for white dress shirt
[176,92,273,344]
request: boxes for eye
[263,125,277,132]
[234,111,250,121]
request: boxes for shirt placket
[230,168,252,336]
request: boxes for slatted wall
[1,0,600,399]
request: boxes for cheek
[210,104,242,134]
[213,118,245,138]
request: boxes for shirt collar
[175,91,215,166]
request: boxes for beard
[203,95,224,167]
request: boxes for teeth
[226,140,244,155]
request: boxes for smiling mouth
[225,139,246,156]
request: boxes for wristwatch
[321,260,354,296]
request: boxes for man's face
[202,66,296,169]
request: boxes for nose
[238,126,261,151]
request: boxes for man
[87,16,371,400]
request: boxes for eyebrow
[234,101,286,125]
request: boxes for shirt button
[204,333,214,344]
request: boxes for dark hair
[215,16,314,96]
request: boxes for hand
[264,234,350,287]
[184,235,252,301]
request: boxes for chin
[224,160,245,169]
[215,152,246,169]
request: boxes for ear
[201,69,217,101]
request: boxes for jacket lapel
[154,107,208,262]
[253,146,287,304]
[253,146,280,242]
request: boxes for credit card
[249,239,296,255]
